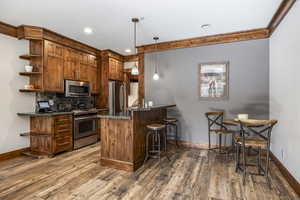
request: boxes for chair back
[239,120,278,145]
[205,112,225,132]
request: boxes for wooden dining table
[224,119,274,127]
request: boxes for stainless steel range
[73,109,98,149]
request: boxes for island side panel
[132,108,167,170]
[100,118,134,171]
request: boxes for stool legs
[219,134,222,153]
[144,127,169,165]
[242,144,246,185]
[165,122,179,147]
[144,131,151,164]
[266,148,271,188]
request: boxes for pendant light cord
[154,37,159,73]
[134,21,137,54]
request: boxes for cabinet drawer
[55,129,72,137]
[54,137,72,153]
[55,123,72,131]
[54,115,72,124]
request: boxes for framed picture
[198,62,229,100]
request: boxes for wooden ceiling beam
[137,28,269,53]
[0,21,18,38]
[268,0,297,36]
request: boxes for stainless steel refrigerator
[108,81,127,115]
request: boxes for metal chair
[163,118,179,147]
[235,120,278,187]
[205,112,235,153]
[144,123,169,164]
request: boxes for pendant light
[131,18,139,75]
[153,37,159,80]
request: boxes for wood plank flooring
[0,143,298,200]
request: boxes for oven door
[65,80,91,97]
[74,116,98,139]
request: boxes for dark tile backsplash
[36,93,96,112]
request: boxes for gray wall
[270,2,300,182]
[145,39,269,145]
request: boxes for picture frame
[198,61,229,100]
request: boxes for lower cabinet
[30,114,73,156]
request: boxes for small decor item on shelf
[25,65,33,72]
[24,84,34,89]
[198,61,229,100]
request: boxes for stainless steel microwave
[65,80,91,97]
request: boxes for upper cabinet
[63,46,99,94]
[20,39,99,94]
[109,57,124,81]
[63,48,79,80]
[44,40,64,92]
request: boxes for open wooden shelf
[20,132,30,136]
[21,151,48,159]
[19,89,43,93]
[19,72,42,76]
[19,54,42,60]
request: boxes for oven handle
[74,116,98,121]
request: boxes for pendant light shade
[153,37,160,80]
[153,72,159,80]
[131,18,139,75]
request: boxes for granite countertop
[17,108,109,117]
[17,111,74,117]
[97,104,176,120]
[127,104,176,112]
[97,111,132,120]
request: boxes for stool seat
[163,118,178,123]
[234,136,267,147]
[210,129,235,134]
[147,123,165,130]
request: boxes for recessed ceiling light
[201,24,211,29]
[125,49,131,53]
[84,27,93,35]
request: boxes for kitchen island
[98,104,176,171]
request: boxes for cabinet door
[108,58,117,80]
[88,55,97,67]
[79,53,89,81]
[44,40,64,92]
[63,48,77,80]
[117,60,124,81]
[88,65,98,93]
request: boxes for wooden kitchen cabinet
[63,48,98,93]
[44,40,64,92]
[63,48,79,80]
[79,54,89,82]
[20,38,99,94]
[29,114,73,156]
[109,57,123,81]
[88,65,98,93]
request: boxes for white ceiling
[0,0,282,55]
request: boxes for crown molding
[0,21,17,38]
[268,0,297,36]
[137,28,269,53]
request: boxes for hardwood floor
[0,143,298,200]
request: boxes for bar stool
[235,120,277,187]
[144,123,169,164]
[163,118,179,147]
[205,112,235,154]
